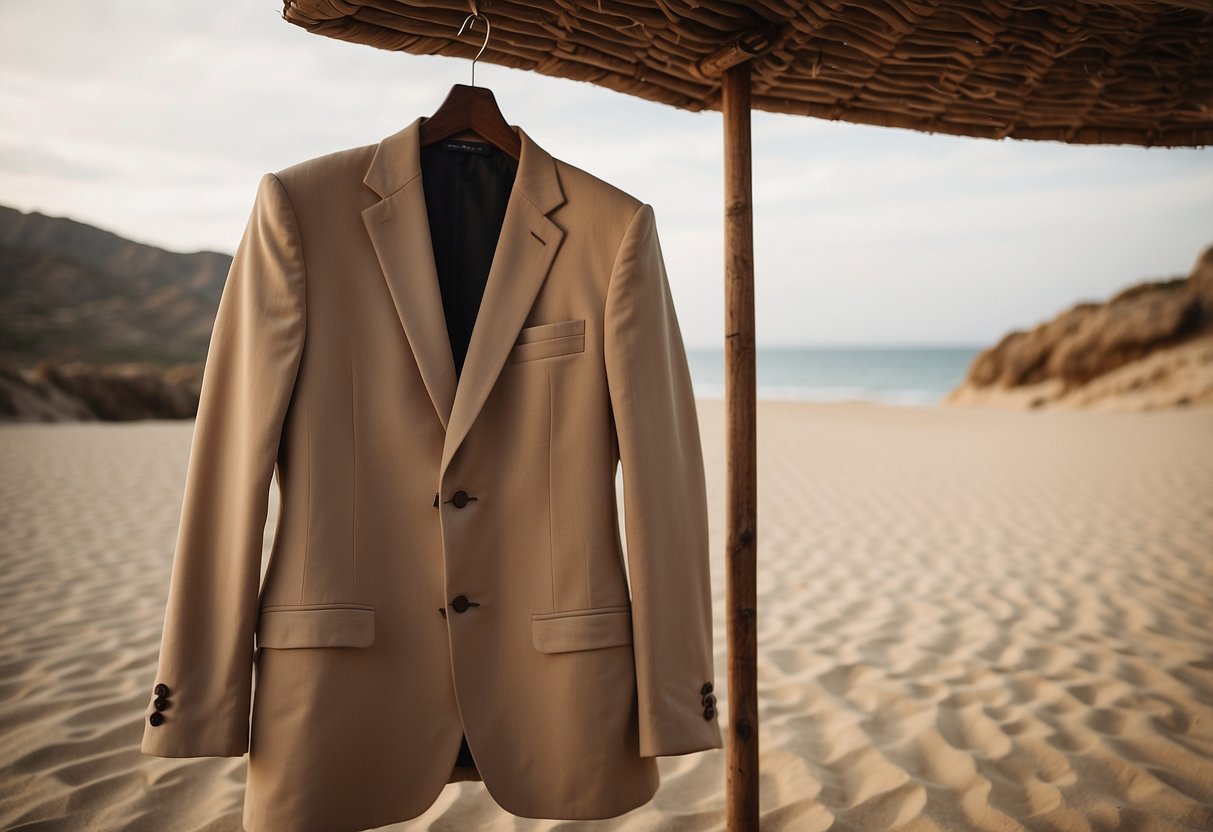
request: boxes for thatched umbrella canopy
[283,1,1213,146]
[277,2,1213,829]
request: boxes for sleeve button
[149,712,165,726]
[154,683,171,697]
[700,681,713,696]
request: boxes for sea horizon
[684,344,984,407]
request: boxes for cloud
[0,140,114,181]
[2,0,1210,347]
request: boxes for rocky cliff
[946,244,1213,410]
[0,359,203,422]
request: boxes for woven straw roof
[281,1,1213,148]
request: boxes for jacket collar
[361,116,567,481]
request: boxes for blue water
[684,346,982,407]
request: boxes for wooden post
[722,58,758,832]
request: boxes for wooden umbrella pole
[721,58,759,832]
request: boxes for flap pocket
[256,604,375,649]
[532,604,633,654]
[510,318,585,364]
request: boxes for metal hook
[457,12,491,88]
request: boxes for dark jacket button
[700,681,713,696]
[451,595,470,613]
[154,683,171,697]
[149,712,165,726]
[703,693,716,708]
[154,697,170,710]
[703,705,716,720]
[452,490,469,508]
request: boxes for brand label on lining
[441,139,492,155]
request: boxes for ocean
[684,346,983,407]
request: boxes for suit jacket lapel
[361,116,567,480]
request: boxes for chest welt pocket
[531,604,633,653]
[256,604,376,649]
[509,318,585,364]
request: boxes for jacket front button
[451,595,470,613]
[149,712,165,726]
[451,490,469,508]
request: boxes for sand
[1,400,1211,831]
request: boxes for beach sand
[1,400,1211,831]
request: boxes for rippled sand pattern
[0,402,1210,831]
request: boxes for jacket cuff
[638,678,724,757]
[139,681,249,758]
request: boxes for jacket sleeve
[141,172,306,758]
[603,202,723,758]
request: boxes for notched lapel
[362,182,457,431]
[445,199,564,479]
[360,116,567,480]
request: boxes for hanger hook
[457,12,491,88]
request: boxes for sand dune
[1,400,1211,831]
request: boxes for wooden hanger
[419,12,522,161]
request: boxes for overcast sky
[3,1,1211,349]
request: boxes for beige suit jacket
[140,116,722,832]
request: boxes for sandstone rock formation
[946,244,1213,410]
[0,360,203,422]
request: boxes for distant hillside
[947,243,1213,410]
[0,203,231,368]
